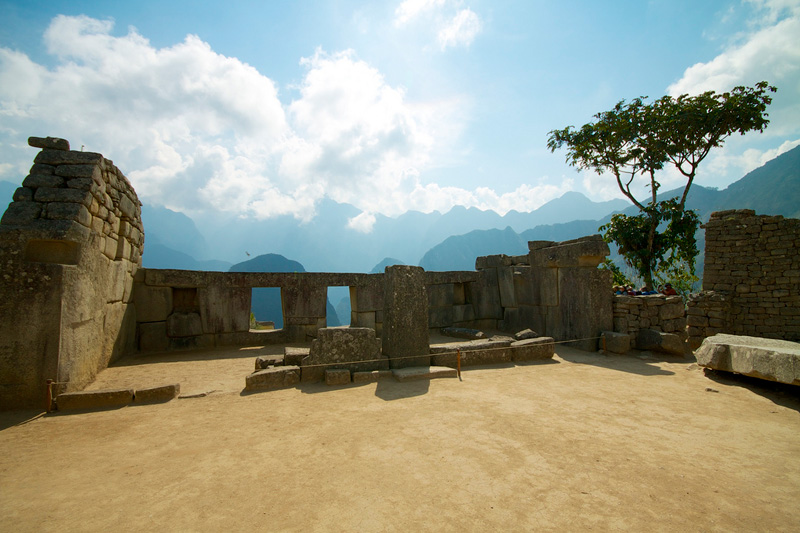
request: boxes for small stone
[28,136,70,151]
[325,369,351,385]
[514,329,539,340]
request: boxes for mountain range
[1,145,798,280]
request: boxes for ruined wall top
[1,136,144,265]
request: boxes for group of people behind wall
[614,283,678,296]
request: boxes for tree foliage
[547,82,776,287]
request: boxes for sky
[0,0,798,233]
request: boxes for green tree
[547,82,776,288]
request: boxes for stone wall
[0,138,619,409]
[0,137,143,409]
[688,210,800,349]
[427,235,612,351]
[612,294,686,338]
[133,269,384,352]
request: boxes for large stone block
[166,312,203,338]
[695,334,800,385]
[134,384,180,404]
[133,285,172,323]
[57,388,134,411]
[636,329,685,356]
[470,268,503,320]
[428,283,454,308]
[497,266,516,308]
[307,327,387,373]
[549,267,613,351]
[529,235,609,268]
[350,281,384,312]
[283,284,326,319]
[600,331,631,354]
[139,321,169,352]
[199,285,251,334]
[325,369,351,385]
[383,266,430,368]
[245,366,301,391]
[511,337,555,361]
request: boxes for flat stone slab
[284,347,310,366]
[255,355,284,370]
[245,366,301,391]
[325,369,351,386]
[392,366,458,382]
[511,337,555,361]
[57,388,134,411]
[695,334,800,386]
[430,338,514,368]
[353,370,394,383]
[440,327,486,340]
[134,384,180,404]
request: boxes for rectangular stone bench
[57,388,134,411]
[245,366,301,391]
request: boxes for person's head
[665,283,672,289]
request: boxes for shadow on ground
[703,368,800,413]
[556,347,678,377]
[375,379,430,401]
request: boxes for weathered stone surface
[199,286,250,334]
[353,370,393,383]
[636,329,685,356]
[245,366,301,391]
[22,174,65,189]
[325,369,351,385]
[166,312,203,338]
[12,187,33,202]
[34,187,89,205]
[57,388,134,411]
[430,338,514,367]
[255,355,284,370]
[55,164,101,179]
[440,327,485,340]
[383,266,430,368]
[0,202,41,225]
[34,149,102,166]
[307,327,387,375]
[133,285,172,323]
[529,235,609,268]
[392,366,458,382]
[511,337,555,361]
[515,329,539,340]
[428,283,454,307]
[139,322,168,352]
[44,202,92,227]
[601,331,631,354]
[134,384,180,404]
[284,347,310,366]
[28,136,70,151]
[696,334,800,385]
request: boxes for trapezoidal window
[250,287,284,330]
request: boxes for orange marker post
[457,349,462,379]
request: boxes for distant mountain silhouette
[419,145,800,274]
[227,253,341,327]
[371,257,406,273]
[142,243,232,271]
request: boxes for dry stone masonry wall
[688,210,800,349]
[0,137,143,409]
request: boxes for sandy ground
[1,343,800,532]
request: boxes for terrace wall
[687,210,800,349]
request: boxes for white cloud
[394,0,482,50]
[394,0,447,25]
[347,211,377,233]
[437,9,482,50]
[666,3,800,190]
[0,14,574,232]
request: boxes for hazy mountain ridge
[420,145,800,272]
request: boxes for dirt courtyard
[1,344,799,532]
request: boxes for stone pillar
[382,265,430,368]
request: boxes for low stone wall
[612,294,686,338]
[0,137,143,409]
[688,210,800,349]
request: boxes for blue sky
[1,0,798,232]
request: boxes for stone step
[392,366,458,382]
